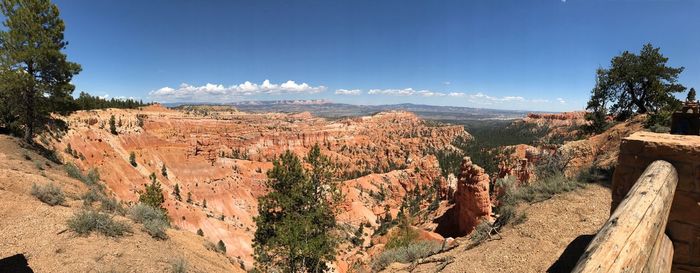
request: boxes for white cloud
[448,92,465,97]
[368,88,446,97]
[557,98,567,104]
[149,80,327,101]
[462,92,553,106]
[335,89,362,95]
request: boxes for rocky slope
[0,135,242,273]
[380,183,611,273]
[560,114,646,176]
[37,105,470,269]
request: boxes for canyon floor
[382,183,611,273]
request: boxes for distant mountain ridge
[164,100,540,120]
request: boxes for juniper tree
[253,144,338,273]
[0,0,81,142]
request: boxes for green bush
[217,240,227,253]
[128,203,170,239]
[384,225,419,250]
[64,163,84,180]
[142,217,169,240]
[470,220,493,243]
[99,196,125,215]
[128,203,169,224]
[576,166,615,185]
[516,174,580,203]
[371,240,442,271]
[81,188,101,205]
[67,210,131,237]
[64,163,102,188]
[129,152,137,167]
[31,182,65,206]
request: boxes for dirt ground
[383,183,612,273]
[0,135,242,273]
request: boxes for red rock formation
[453,157,492,235]
[40,107,468,269]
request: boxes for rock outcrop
[453,157,492,235]
[38,106,468,269]
[435,157,492,237]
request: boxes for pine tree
[586,43,685,125]
[109,115,117,135]
[161,164,168,177]
[253,144,338,272]
[688,88,697,102]
[0,0,81,142]
[139,172,164,210]
[217,240,227,253]
[172,183,181,201]
[129,151,137,167]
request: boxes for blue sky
[43,0,700,111]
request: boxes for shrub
[142,217,169,240]
[196,228,204,236]
[516,174,580,203]
[512,212,528,225]
[86,168,101,186]
[129,152,137,167]
[470,219,493,244]
[82,188,102,205]
[128,203,170,239]
[576,166,615,185]
[64,163,84,180]
[34,160,44,170]
[217,240,227,253]
[170,258,188,273]
[31,182,65,206]
[128,203,169,224]
[64,163,102,188]
[385,225,419,250]
[371,240,442,271]
[67,210,131,237]
[99,196,125,215]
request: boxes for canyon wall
[43,105,469,269]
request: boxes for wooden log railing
[572,160,678,273]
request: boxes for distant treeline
[0,91,150,137]
[432,119,549,177]
[73,92,150,110]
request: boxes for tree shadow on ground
[0,254,34,273]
